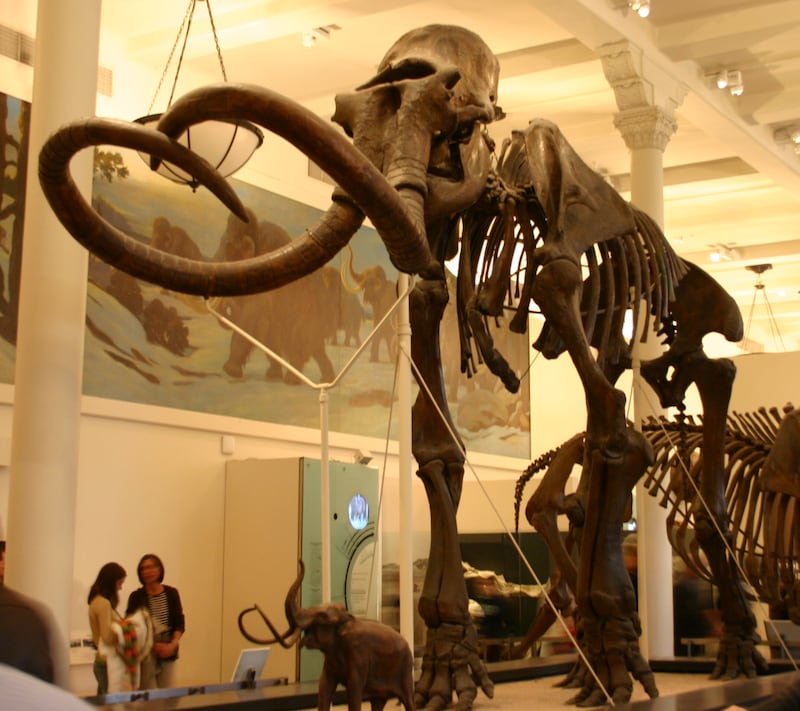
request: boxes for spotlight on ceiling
[728,70,744,96]
[708,243,740,263]
[773,125,800,155]
[608,0,652,18]
[711,69,744,96]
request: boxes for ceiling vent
[307,158,335,186]
[0,24,34,66]
[0,24,113,97]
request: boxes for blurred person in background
[87,562,127,694]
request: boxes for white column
[601,40,686,659]
[5,0,101,686]
[614,105,679,660]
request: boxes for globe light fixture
[629,0,651,18]
[134,0,263,190]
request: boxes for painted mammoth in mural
[238,561,414,711]
[213,208,292,262]
[343,247,396,361]
[212,209,335,382]
[217,281,337,383]
[320,264,363,348]
[212,209,365,381]
[151,216,204,261]
[39,22,746,710]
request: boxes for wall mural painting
[0,92,27,382]
[0,92,529,457]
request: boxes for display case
[460,532,565,659]
[221,457,378,683]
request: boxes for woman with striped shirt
[126,554,185,689]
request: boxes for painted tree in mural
[38,24,747,709]
[93,149,130,183]
[0,98,132,348]
[0,94,28,345]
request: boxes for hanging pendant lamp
[134,0,263,190]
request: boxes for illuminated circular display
[348,494,369,530]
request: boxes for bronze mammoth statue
[239,561,414,711]
[216,273,337,383]
[40,22,748,709]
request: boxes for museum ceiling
[92,0,800,353]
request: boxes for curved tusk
[285,560,306,628]
[237,603,300,649]
[41,117,247,220]
[39,115,364,296]
[39,84,438,298]
[235,560,307,650]
[157,83,436,276]
[38,117,257,296]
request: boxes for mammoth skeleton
[39,24,746,709]
[514,405,800,678]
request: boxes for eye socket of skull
[357,57,440,89]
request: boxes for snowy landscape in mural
[1,97,530,458]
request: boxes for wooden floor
[91,656,800,710]
[383,670,798,711]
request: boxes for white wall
[0,390,529,691]
[730,351,799,412]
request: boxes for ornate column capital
[613,105,677,151]
[598,40,687,151]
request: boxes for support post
[6,0,102,687]
[601,39,687,658]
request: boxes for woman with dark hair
[126,554,185,689]
[87,562,126,694]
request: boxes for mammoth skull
[333,24,501,223]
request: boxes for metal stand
[206,280,414,603]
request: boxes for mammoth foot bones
[566,613,658,707]
[710,631,768,681]
[415,622,494,711]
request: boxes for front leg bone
[573,433,658,706]
[410,277,493,711]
